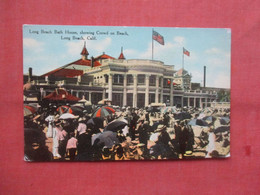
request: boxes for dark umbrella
[91,106,115,118]
[70,106,84,115]
[146,107,152,112]
[188,119,208,126]
[146,107,160,113]
[219,117,230,125]
[151,122,160,131]
[91,131,119,148]
[174,112,192,120]
[214,126,230,133]
[104,120,127,132]
[86,117,104,128]
[202,116,216,123]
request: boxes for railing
[184,90,217,95]
[101,58,167,66]
[210,102,230,109]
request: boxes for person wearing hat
[178,121,190,159]
[206,126,216,158]
[45,112,55,138]
[151,125,174,159]
[114,144,126,160]
[173,120,181,157]
[101,146,112,160]
[136,143,149,160]
[129,110,139,141]
[52,120,62,158]
[66,132,78,161]
[76,123,93,161]
[24,128,53,162]
[136,120,149,157]
[163,112,170,127]
[145,111,150,125]
[56,120,68,160]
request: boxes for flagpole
[152,29,154,60]
[182,47,184,90]
[182,47,184,70]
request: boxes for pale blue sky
[23,25,231,88]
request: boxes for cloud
[205,47,230,58]
[23,38,44,52]
[206,57,230,70]
[203,64,230,88]
[23,54,65,75]
[138,42,175,60]
[87,37,112,53]
[190,70,204,84]
[207,58,227,68]
[124,49,139,58]
[66,37,112,57]
[212,74,230,88]
[174,36,185,45]
[121,35,188,65]
[204,48,230,70]
[205,48,221,54]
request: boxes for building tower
[81,41,89,60]
[118,47,125,59]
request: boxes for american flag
[183,47,190,56]
[153,30,164,45]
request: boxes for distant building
[24,43,227,108]
[173,68,192,90]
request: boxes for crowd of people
[24,103,230,162]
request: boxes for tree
[217,90,230,102]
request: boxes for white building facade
[24,44,218,108]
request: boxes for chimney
[28,67,32,82]
[203,66,206,88]
[91,56,94,68]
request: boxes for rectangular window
[138,75,145,84]
[149,75,156,86]
[113,74,123,85]
[127,75,133,84]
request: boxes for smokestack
[28,67,32,82]
[203,66,206,88]
[91,56,94,68]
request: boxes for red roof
[41,59,101,78]
[80,43,89,55]
[70,59,101,66]
[43,89,80,101]
[95,54,115,60]
[81,47,89,55]
[43,68,83,78]
[118,52,125,59]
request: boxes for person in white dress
[52,120,62,158]
[206,127,216,158]
[45,114,55,138]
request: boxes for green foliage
[217,90,230,102]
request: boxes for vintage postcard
[23,25,231,161]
